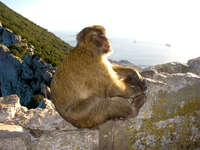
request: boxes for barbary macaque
[51,25,146,128]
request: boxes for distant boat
[165,43,171,47]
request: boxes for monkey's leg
[65,96,137,128]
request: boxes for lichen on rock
[129,61,200,150]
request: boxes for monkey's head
[76,25,112,56]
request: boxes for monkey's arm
[112,64,141,82]
[64,96,137,128]
[112,64,137,75]
[112,64,147,91]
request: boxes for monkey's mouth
[94,37,110,48]
[103,40,111,50]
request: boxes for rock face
[0,26,21,46]
[0,44,55,107]
[131,72,200,150]
[188,56,200,75]
[146,62,189,74]
[0,95,21,122]
[0,44,21,97]
[0,57,200,150]
[0,95,98,150]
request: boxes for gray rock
[0,123,27,138]
[42,71,52,84]
[26,48,34,55]
[32,55,45,70]
[188,57,200,75]
[22,55,32,66]
[17,83,33,106]
[21,63,33,80]
[35,130,99,150]
[146,62,189,74]
[0,123,31,150]
[0,45,35,106]
[0,44,22,97]
[129,72,200,149]
[0,95,20,122]
[0,26,21,46]
[12,97,76,131]
[141,68,158,78]
[0,44,54,107]
[0,95,99,149]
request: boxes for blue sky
[1,0,200,58]
[1,0,38,10]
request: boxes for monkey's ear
[76,27,90,43]
[76,31,83,43]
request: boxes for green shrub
[8,44,29,57]
[28,94,44,109]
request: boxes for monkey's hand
[130,93,146,111]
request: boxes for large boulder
[188,57,200,75]
[144,62,189,74]
[0,123,31,150]
[0,95,21,122]
[0,95,99,150]
[130,73,200,149]
[0,26,21,46]
[0,44,22,97]
[0,44,54,107]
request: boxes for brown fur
[51,25,146,128]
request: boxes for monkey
[50,25,146,128]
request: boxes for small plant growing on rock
[27,94,44,109]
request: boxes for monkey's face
[91,31,112,55]
[77,25,112,56]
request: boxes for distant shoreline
[53,31,197,67]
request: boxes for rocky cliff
[0,56,200,149]
[0,43,54,108]
[0,23,21,46]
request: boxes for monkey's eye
[98,33,104,38]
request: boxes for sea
[54,31,199,68]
